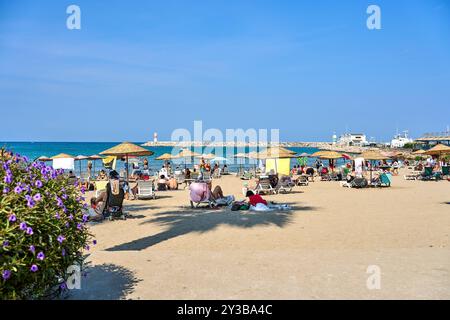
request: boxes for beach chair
[419,167,441,181]
[103,182,126,221]
[136,181,156,200]
[240,171,253,180]
[174,172,186,185]
[348,177,368,189]
[255,177,277,195]
[189,182,216,208]
[201,172,212,181]
[94,181,109,197]
[276,176,295,194]
[212,168,221,179]
[441,166,449,178]
[379,173,392,187]
[293,175,309,186]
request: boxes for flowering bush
[0,149,93,299]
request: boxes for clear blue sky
[0,0,449,142]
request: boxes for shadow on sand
[66,264,140,300]
[105,204,317,252]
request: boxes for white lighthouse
[153,132,158,143]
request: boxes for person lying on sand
[245,190,290,211]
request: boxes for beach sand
[69,170,450,300]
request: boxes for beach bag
[231,201,250,211]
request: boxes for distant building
[338,133,368,146]
[415,131,450,148]
[153,132,158,143]
[390,131,413,148]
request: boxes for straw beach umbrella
[412,149,426,155]
[317,151,342,160]
[361,150,389,182]
[100,142,154,182]
[317,151,343,172]
[155,153,175,161]
[310,150,328,158]
[51,153,75,159]
[36,156,52,162]
[424,144,450,157]
[173,149,202,169]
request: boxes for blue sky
[0,0,449,142]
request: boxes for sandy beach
[69,169,450,300]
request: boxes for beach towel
[250,203,291,211]
[110,180,120,196]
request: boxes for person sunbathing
[246,190,267,207]
[245,190,290,211]
[98,170,107,180]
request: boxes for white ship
[390,130,413,148]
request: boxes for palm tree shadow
[106,205,317,252]
[65,264,140,300]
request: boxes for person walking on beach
[314,159,322,176]
[87,161,93,178]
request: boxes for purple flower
[93,240,97,245]
[3,187,10,194]
[56,197,64,208]
[4,174,12,184]
[27,200,36,208]
[62,194,68,200]
[2,270,11,280]
[77,223,83,230]
[37,252,45,261]
[62,248,66,256]
[57,235,65,244]
[55,213,61,219]
[14,185,23,194]
[8,214,16,222]
[3,241,9,247]
[82,214,89,223]
[60,282,67,290]
[29,245,35,253]
[68,214,73,220]
[19,222,27,230]
[26,227,33,235]
[33,193,42,202]
[30,264,38,272]
[35,180,43,188]
[85,245,90,251]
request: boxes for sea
[0,142,324,175]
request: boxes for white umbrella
[211,156,230,163]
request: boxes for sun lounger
[136,181,156,200]
[380,173,392,187]
[94,181,109,197]
[103,182,126,221]
[442,166,449,178]
[255,177,277,195]
[293,174,309,186]
[276,176,295,194]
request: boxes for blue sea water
[1,142,321,174]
